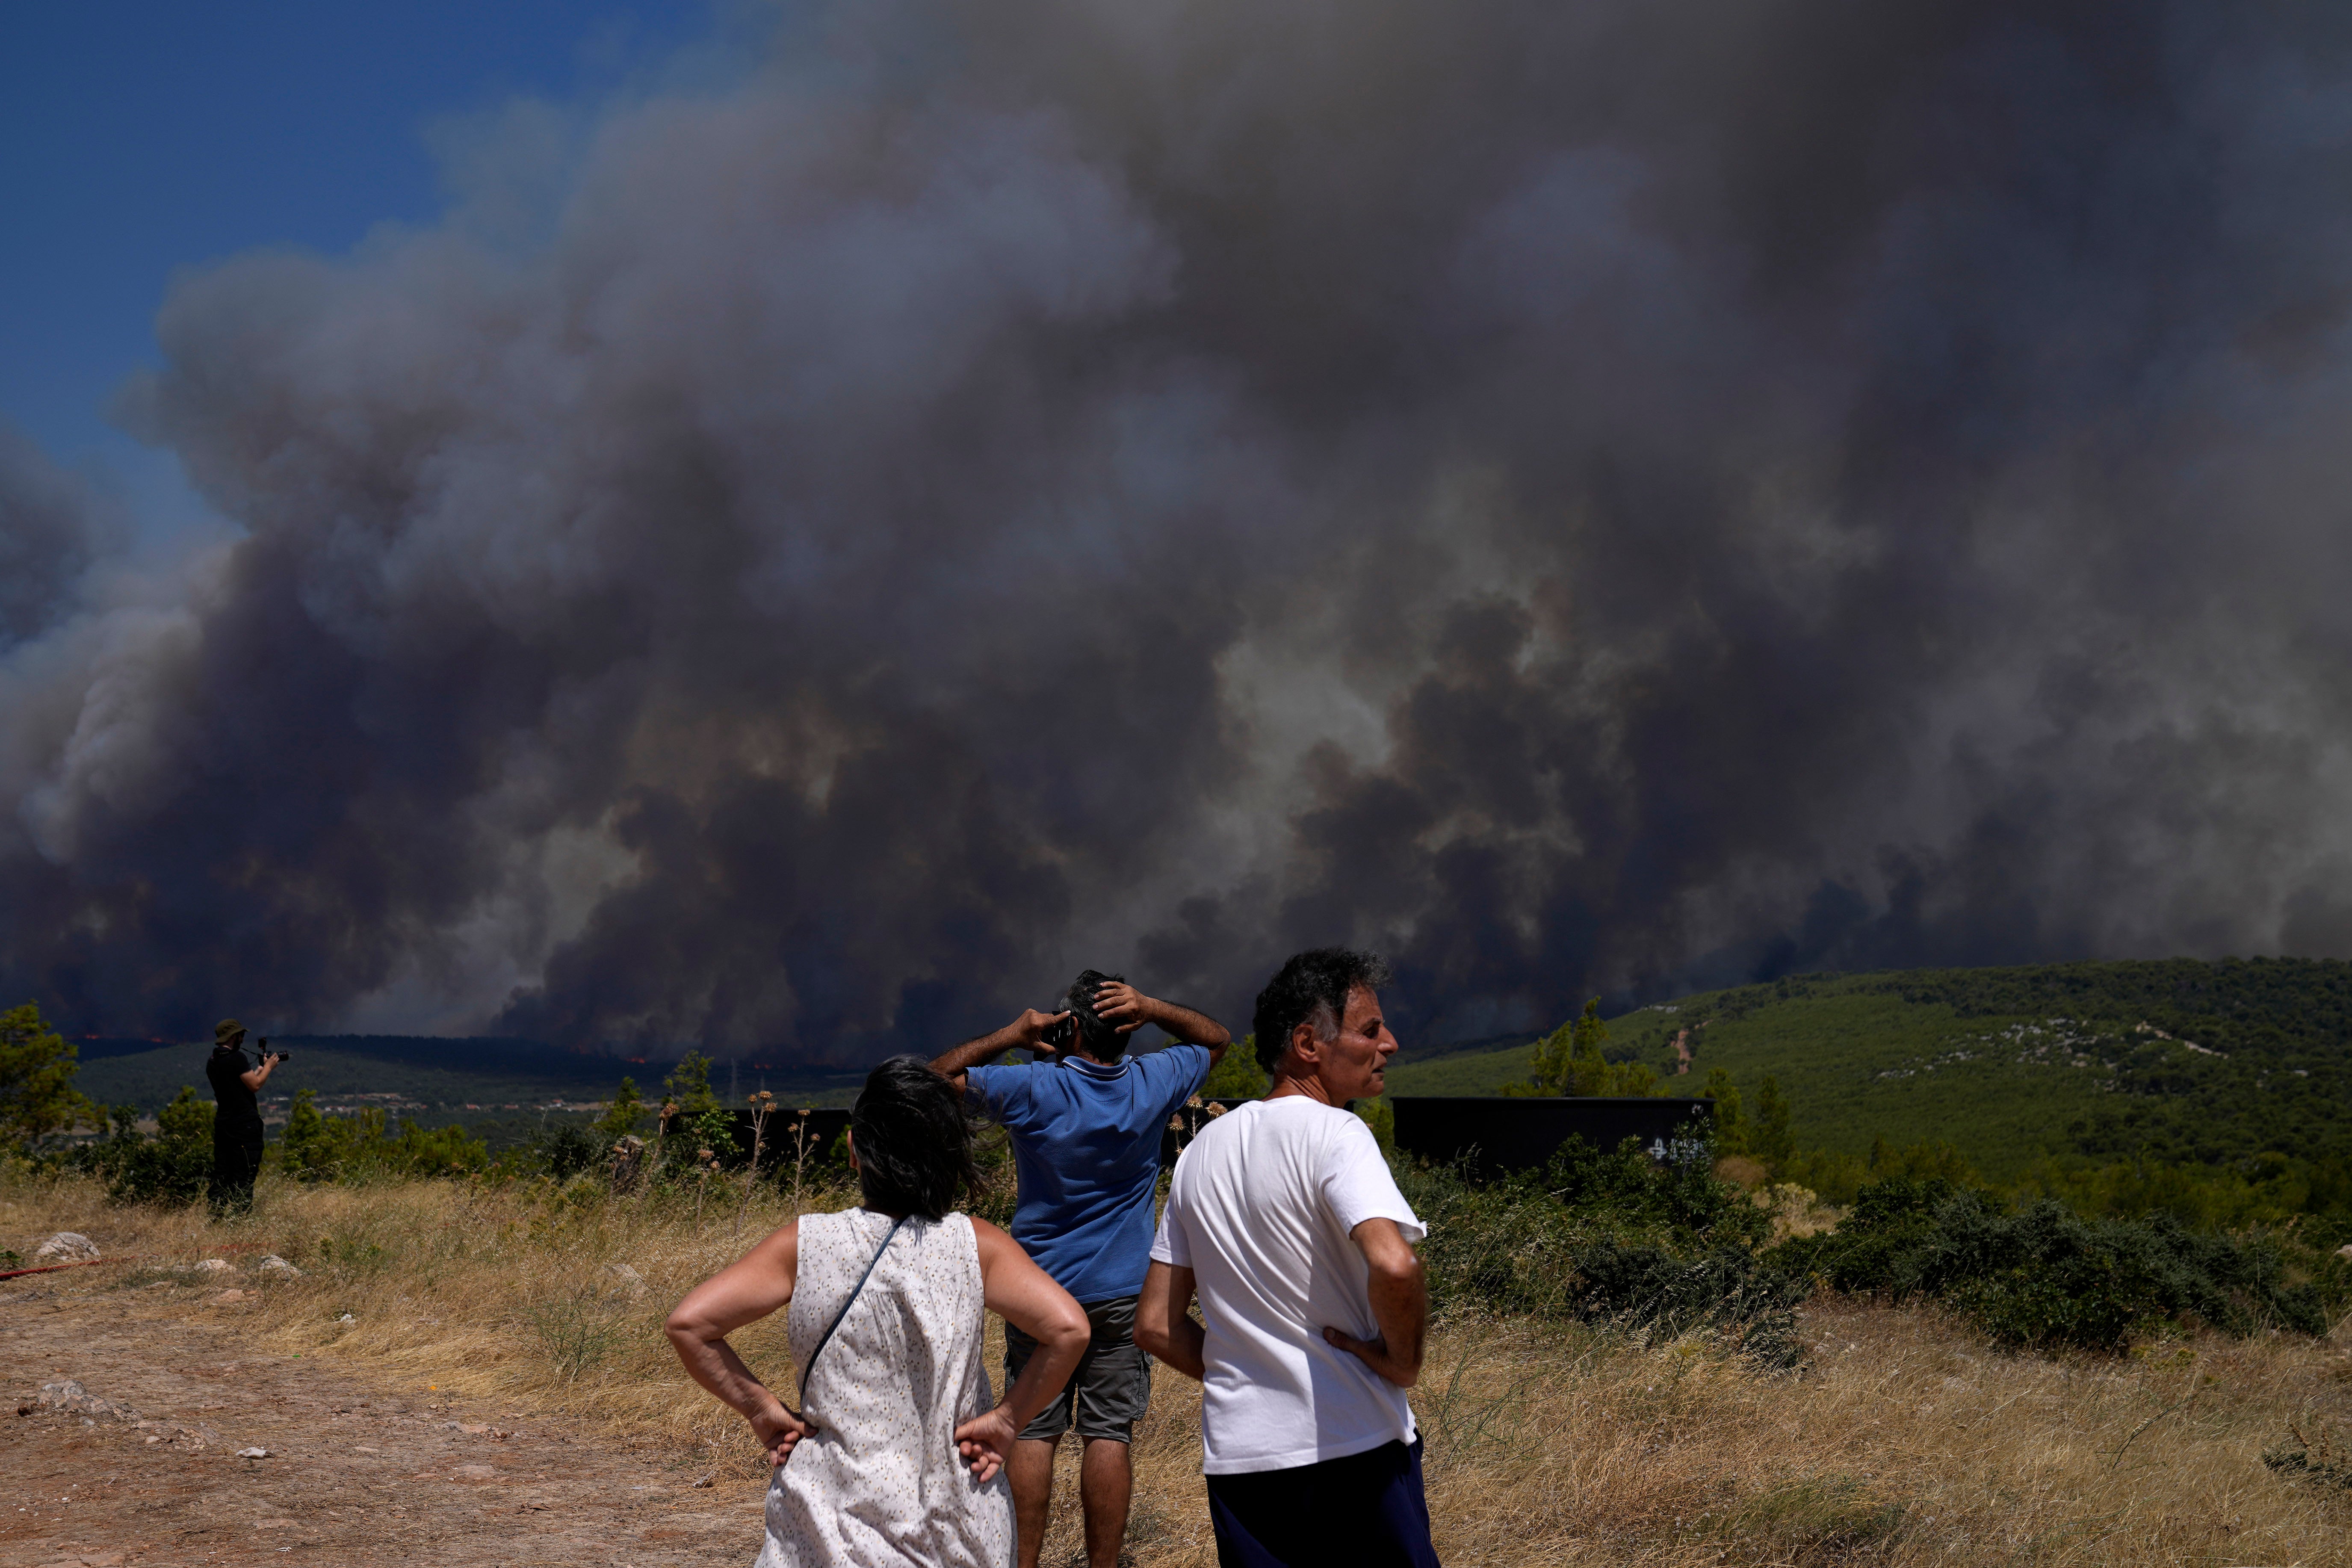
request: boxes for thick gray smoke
[8,0,2352,1058]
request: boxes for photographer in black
[204,1018,286,1215]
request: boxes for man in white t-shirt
[1137,948,1441,1568]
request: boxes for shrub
[2263,1425,2352,1492]
[1545,1131,1768,1246]
[1401,1136,1796,1361]
[1777,1177,2345,1349]
[271,1097,489,1182]
[75,1088,213,1206]
[1570,1238,1807,1367]
[522,1122,606,1182]
[523,1283,633,1383]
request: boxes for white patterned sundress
[758,1208,1014,1568]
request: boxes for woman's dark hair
[851,1055,979,1219]
[1251,948,1393,1074]
[1065,968,1128,1061]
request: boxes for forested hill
[1384,958,2352,1182]
[71,1034,867,1121]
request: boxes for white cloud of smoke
[8,0,2352,1057]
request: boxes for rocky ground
[2,1278,763,1568]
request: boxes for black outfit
[1205,1438,1442,1568]
[205,1044,265,1214]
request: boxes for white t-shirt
[1149,1095,1427,1474]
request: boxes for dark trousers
[1206,1437,1441,1568]
[210,1132,263,1215]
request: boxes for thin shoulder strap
[804,1215,906,1387]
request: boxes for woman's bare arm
[951,1218,1090,1482]
[664,1220,811,1465]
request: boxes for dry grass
[8,1170,2351,1566]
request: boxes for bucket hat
[214,1018,248,1047]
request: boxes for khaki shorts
[1004,1293,1152,1444]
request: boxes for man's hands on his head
[1011,1007,1073,1054]
[1321,1218,1427,1388]
[1090,981,1152,1036]
[928,1007,1075,1090]
[1092,985,1232,1060]
[930,986,1230,1085]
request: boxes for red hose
[0,1257,121,1282]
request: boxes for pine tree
[1702,1066,1749,1155]
[662,1052,735,1163]
[1525,1018,1578,1095]
[664,1053,721,1119]
[1518,998,1663,1096]
[0,1001,96,1152]
[595,1076,646,1142]
[1569,999,1610,1094]
[280,1088,334,1181]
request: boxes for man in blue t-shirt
[932,970,1230,1568]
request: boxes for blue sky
[1,0,719,471]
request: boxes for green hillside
[1386,959,2352,1184]
[1383,1039,1541,1098]
[72,1034,864,1129]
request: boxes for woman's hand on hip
[752,1405,813,1468]
[951,1405,1020,1484]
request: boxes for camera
[259,1037,290,1063]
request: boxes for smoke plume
[8,0,2352,1057]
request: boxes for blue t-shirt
[965,1043,1214,1304]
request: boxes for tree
[1524,1017,1578,1096]
[0,1001,96,1152]
[661,1052,734,1163]
[594,1076,646,1143]
[1516,999,1662,1097]
[1201,1039,1268,1100]
[664,1052,721,1120]
[1702,1066,1749,1155]
[279,1088,335,1181]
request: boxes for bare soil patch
[2,1284,763,1568]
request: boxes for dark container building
[1390,1096,1712,1176]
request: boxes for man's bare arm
[928,1008,1070,1094]
[239,1050,283,1093]
[1320,1218,1427,1388]
[1091,983,1232,1066]
[1133,1260,1206,1381]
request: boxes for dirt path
[2,1282,765,1568]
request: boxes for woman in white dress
[668,1056,1090,1567]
